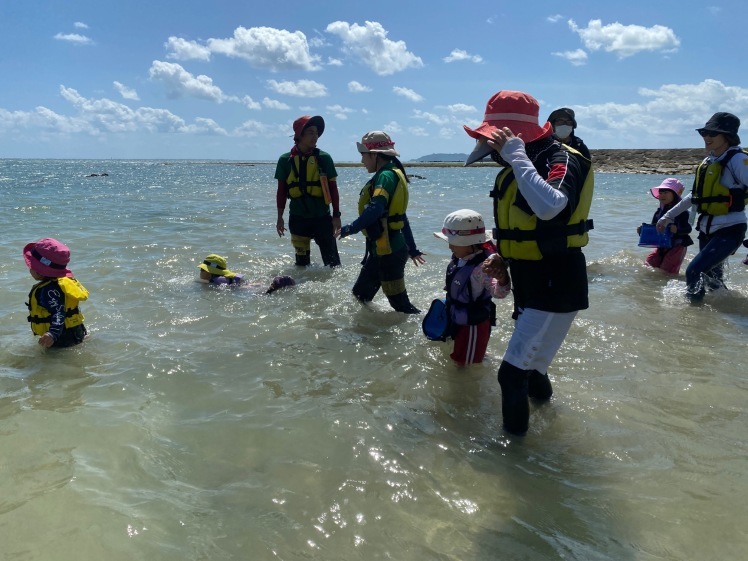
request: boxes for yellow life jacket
[357,167,409,256]
[286,149,327,199]
[27,277,88,335]
[692,148,748,217]
[491,145,594,261]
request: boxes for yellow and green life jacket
[491,145,594,261]
[286,148,328,200]
[27,277,88,335]
[691,148,748,217]
[358,167,409,255]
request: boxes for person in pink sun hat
[24,237,89,348]
[637,177,693,274]
[464,90,594,436]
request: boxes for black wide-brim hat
[697,112,741,144]
[547,107,577,128]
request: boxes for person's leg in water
[313,215,341,267]
[352,242,381,304]
[686,225,746,301]
[289,214,313,267]
[499,309,576,435]
[379,247,420,314]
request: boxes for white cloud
[53,33,93,45]
[552,48,588,66]
[443,49,483,63]
[242,95,261,110]
[409,126,429,137]
[580,79,748,143]
[148,61,232,102]
[263,97,290,110]
[412,109,449,125]
[348,81,371,93]
[393,86,423,102]
[547,14,564,23]
[113,81,140,101]
[182,117,228,135]
[208,26,320,71]
[446,103,477,113]
[165,37,212,61]
[327,104,354,120]
[325,21,423,76]
[384,121,402,133]
[708,6,722,15]
[233,119,288,138]
[267,79,327,98]
[568,19,680,58]
[438,127,456,139]
[327,58,343,66]
[74,22,88,29]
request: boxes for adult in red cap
[657,111,747,301]
[274,115,342,267]
[464,90,595,436]
[23,237,88,348]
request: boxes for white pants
[502,308,577,373]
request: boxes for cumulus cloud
[409,126,429,137]
[241,95,261,110]
[113,81,140,101]
[580,79,748,144]
[443,49,483,63]
[325,21,423,75]
[262,97,290,110]
[165,37,212,61]
[568,19,680,58]
[327,58,343,66]
[547,14,564,23]
[393,86,423,102]
[327,104,354,120]
[182,117,228,135]
[552,48,588,66]
[446,103,477,113]
[233,119,288,138]
[208,26,320,71]
[267,79,327,97]
[53,33,93,45]
[384,121,402,133]
[148,61,232,102]
[74,22,88,29]
[412,109,449,125]
[348,81,371,93]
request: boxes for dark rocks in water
[85,173,109,177]
[588,149,704,175]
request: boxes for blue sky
[1,0,746,161]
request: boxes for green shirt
[275,150,337,218]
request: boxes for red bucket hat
[292,115,325,142]
[23,237,73,278]
[464,90,553,165]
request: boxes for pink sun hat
[464,90,553,165]
[23,237,73,278]
[649,178,684,200]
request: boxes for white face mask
[554,125,573,139]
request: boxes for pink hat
[23,238,73,278]
[650,178,684,199]
[464,90,553,165]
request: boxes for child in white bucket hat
[432,209,511,366]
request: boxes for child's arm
[37,285,67,347]
[473,258,511,299]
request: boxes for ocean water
[1,159,747,561]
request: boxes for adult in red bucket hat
[464,90,595,436]
[23,237,88,348]
[274,114,343,268]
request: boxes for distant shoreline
[209,148,707,175]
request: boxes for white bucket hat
[356,131,400,157]
[434,209,491,246]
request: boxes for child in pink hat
[23,238,88,348]
[637,178,693,274]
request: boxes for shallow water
[1,160,747,560]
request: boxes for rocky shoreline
[396,148,706,175]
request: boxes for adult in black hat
[657,112,748,302]
[547,107,591,161]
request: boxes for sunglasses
[699,130,721,138]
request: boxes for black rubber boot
[386,292,421,314]
[497,361,529,436]
[528,370,553,401]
